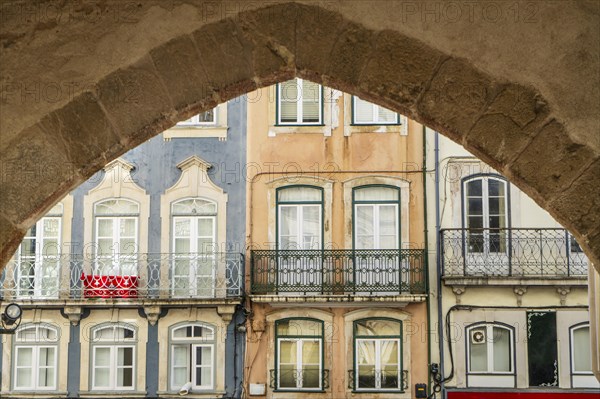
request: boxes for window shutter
[302,80,320,123]
[354,97,374,123]
[377,106,397,123]
[280,79,299,123]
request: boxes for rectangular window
[92,345,135,390]
[177,109,216,126]
[14,346,57,390]
[95,216,138,276]
[277,79,322,125]
[353,96,399,125]
[277,338,322,390]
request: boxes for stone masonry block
[0,214,25,269]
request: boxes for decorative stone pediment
[88,157,146,199]
[166,155,224,197]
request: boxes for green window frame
[274,318,325,391]
[276,78,324,126]
[276,185,324,251]
[351,96,400,126]
[352,318,403,392]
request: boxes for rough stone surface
[150,35,216,119]
[0,124,81,227]
[548,158,600,241]
[96,55,175,149]
[0,215,25,269]
[507,120,597,200]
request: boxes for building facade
[426,133,600,398]
[0,100,248,398]
[243,79,430,399]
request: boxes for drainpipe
[422,125,432,396]
[434,131,446,398]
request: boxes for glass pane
[280,80,299,123]
[172,366,187,388]
[95,348,111,366]
[118,347,133,366]
[16,347,33,367]
[173,199,216,215]
[95,199,138,215]
[279,340,297,363]
[381,340,399,365]
[175,238,190,254]
[354,97,374,123]
[279,364,297,388]
[40,327,58,341]
[95,368,109,387]
[355,187,398,201]
[43,219,60,237]
[277,319,323,336]
[38,365,55,387]
[302,365,320,388]
[493,327,511,372]
[302,206,321,249]
[39,347,55,366]
[467,180,482,197]
[118,367,133,387]
[356,319,402,336]
[488,179,505,197]
[358,365,376,388]
[278,187,322,202]
[121,219,136,236]
[198,218,214,237]
[302,341,320,364]
[197,366,211,387]
[172,346,189,367]
[97,219,113,237]
[198,109,215,123]
[16,368,33,388]
[302,80,320,123]
[573,327,591,372]
[469,328,488,372]
[357,340,376,365]
[377,106,397,123]
[356,206,374,249]
[467,198,483,216]
[381,365,399,388]
[20,238,36,257]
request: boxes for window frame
[15,209,62,299]
[352,317,403,393]
[176,108,217,127]
[168,322,217,392]
[90,323,137,391]
[12,324,59,391]
[93,199,140,276]
[352,185,402,250]
[274,317,325,392]
[465,322,515,376]
[351,96,400,126]
[276,185,324,251]
[570,322,592,375]
[276,78,324,126]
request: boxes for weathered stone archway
[0,1,598,269]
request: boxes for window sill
[163,126,228,140]
[156,390,226,398]
[268,125,330,136]
[345,123,407,136]
[0,391,67,398]
[78,391,147,397]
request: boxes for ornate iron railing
[251,249,426,295]
[347,369,408,390]
[441,228,589,277]
[0,252,244,300]
[269,368,330,390]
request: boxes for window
[466,323,514,388]
[170,323,215,391]
[13,324,59,390]
[353,318,403,391]
[275,318,324,391]
[353,186,400,250]
[94,199,139,276]
[277,186,323,250]
[463,175,509,255]
[171,198,217,297]
[570,323,600,388]
[91,324,136,390]
[277,78,322,125]
[15,203,62,298]
[352,96,399,125]
[177,109,216,126]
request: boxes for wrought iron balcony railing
[251,249,426,295]
[269,368,330,390]
[0,252,244,300]
[347,369,408,391]
[441,228,589,278]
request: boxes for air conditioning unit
[470,329,486,344]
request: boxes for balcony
[0,252,244,303]
[441,229,589,289]
[250,249,426,302]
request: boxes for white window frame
[352,96,400,125]
[354,203,399,250]
[169,324,216,391]
[277,204,322,250]
[176,108,217,126]
[16,215,62,299]
[276,338,323,390]
[355,338,402,391]
[13,325,59,391]
[94,199,139,276]
[466,324,514,375]
[277,78,323,126]
[570,324,592,375]
[91,325,136,391]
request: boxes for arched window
[275,318,324,390]
[466,322,515,387]
[169,323,216,391]
[90,324,136,390]
[353,318,403,391]
[462,175,509,254]
[570,323,599,388]
[13,324,59,390]
[171,198,218,298]
[94,199,139,276]
[15,203,62,298]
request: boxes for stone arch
[0,2,598,269]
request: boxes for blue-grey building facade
[0,98,247,398]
